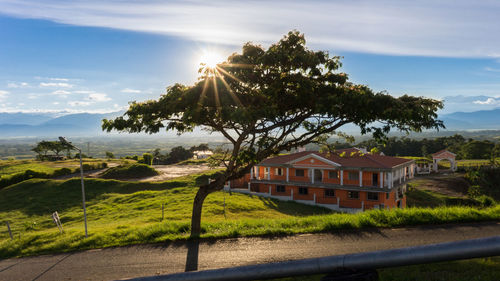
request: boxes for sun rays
[196,50,248,111]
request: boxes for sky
[1,0,500,115]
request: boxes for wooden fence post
[6,221,13,240]
[162,203,165,221]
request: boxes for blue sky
[1,0,500,115]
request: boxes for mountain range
[0,108,499,138]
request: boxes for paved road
[1,222,499,281]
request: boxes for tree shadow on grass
[258,196,333,216]
[0,175,206,216]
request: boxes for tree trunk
[190,186,212,237]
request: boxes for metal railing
[125,236,500,281]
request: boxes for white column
[340,169,344,186]
[256,166,260,179]
[359,170,363,187]
[399,168,402,184]
[290,189,294,200]
[268,185,271,195]
[403,167,407,182]
[361,200,364,211]
[311,168,315,183]
[337,197,340,206]
[250,167,254,179]
[388,172,393,189]
[313,193,316,204]
[286,167,289,182]
[267,167,270,180]
[247,182,251,191]
[379,172,383,188]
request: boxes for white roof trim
[433,150,457,157]
[287,153,341,167]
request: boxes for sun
[199,50,225,69]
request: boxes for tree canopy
[103,31,444,236]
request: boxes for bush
[100,163,159,179]
[477,195,495,207]
[0,169,50,189]
[142,153,153,166]
[52,167,72,177]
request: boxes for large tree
[103,31,443,236]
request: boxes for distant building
[227,148,415,212]
[193,150,213,159]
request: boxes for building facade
[229,148,415,212]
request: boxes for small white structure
[193,150,213,159]
[432,150,457,172]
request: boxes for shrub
[52,167,72,177]
[142,153,153,166]
[100,163,159,179]
[477,195,495,207]
[0,169,50,189]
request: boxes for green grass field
[1,169,499,258]
[0,159,121,176]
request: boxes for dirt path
[140,164,214,182]
[53,163,215,182]
[409,173,470,198]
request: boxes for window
[348,172,359,181]
[347,191,359,199]
[275,168,283,176]
[299,187,308,195]
[386,192,390,199]
[264,167,270,178]
[328,170,338,179]
[367,192,379,201]
[276,185,286,193]
[295,169,305,177]
[324,189,335,197]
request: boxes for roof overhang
[286,153,341,167]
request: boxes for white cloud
[121,88,141,94]
[87,93,111,102]
[7,82,29,88]
[50,77,69,81]
[1,0,500,57]
[51,90,72,97]
[39,82,73,88]
[53,102,60,105]
[68,101,92,106]
[0,90,9,100]
[485,67,500,73]
[473,97,500,105]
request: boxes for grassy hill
[1,169,499,258]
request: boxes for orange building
[228,148,415,212]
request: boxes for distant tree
[74,152,89,159]
[166,146,193,164]
[491,143,500,166]
[190,143,210,152]
[32,140,70,160]
[142,153,153,165]
[103,31,443,236]
[105,151,115,159]
[461,140,495,159]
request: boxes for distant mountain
[440,108,500,130]
[0,108,499,138]
[0,112,123,137]
[0,112,54,125]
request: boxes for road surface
[1,221,499,281]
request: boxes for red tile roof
[260,149,412,169]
